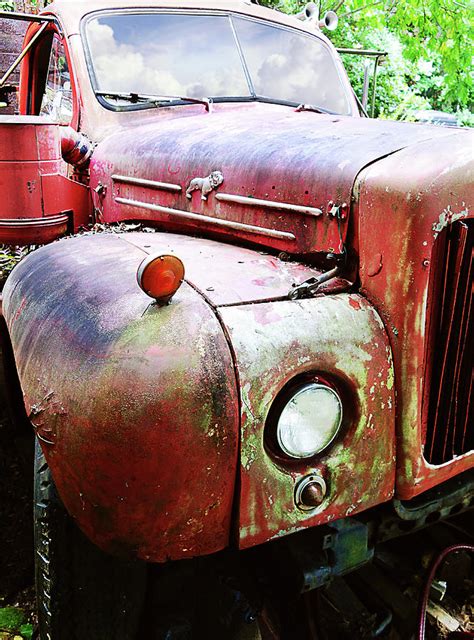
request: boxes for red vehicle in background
[0,2,472,638]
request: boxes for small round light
[295,475,327,511]
[137,254,185,302]
[276,383,342,459]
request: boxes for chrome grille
[424,218,473,465]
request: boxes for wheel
[34,439,147,640]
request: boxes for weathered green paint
[219,294,395,548]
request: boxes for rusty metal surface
[90,106,455,255]
[1,0,471,553]
[2,233,240,561]
[120,231,350,306]
[2,228,394,556]
[0,214,69,245]
[218,294,395,548]
[0,117,92,242]
[356,129,474,499]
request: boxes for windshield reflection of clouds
[235,19,349,114]
[87,15,249,97]
[86,13,349,114]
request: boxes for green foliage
[0,0,51,11]
[386,0,473,109]
[0,246,34,288]
[0,608,33,639]
[458,107,474,126]
[334,25,427,118]
[0,607,25,631]
[19,624,34,640]
[261,0,473,118]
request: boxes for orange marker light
[137,254,185,302]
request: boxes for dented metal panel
[3,233,240,561]
[218,294,395,548]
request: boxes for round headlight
[276,383,342,459]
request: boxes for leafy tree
[262,0,473,117]
[386,0,473,109]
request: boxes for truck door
[20,23,78,130]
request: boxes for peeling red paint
[348,296,362,311]
[219,294,396,548]
[356,131,473,498]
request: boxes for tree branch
[340,0,384,18]
[331,0,345,11]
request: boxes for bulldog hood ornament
[186,171,224,201]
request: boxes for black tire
[34,440,147,640]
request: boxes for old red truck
[0,1,472,638]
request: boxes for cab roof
[44,0,333,45]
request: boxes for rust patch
[367,253,383,277]
[219,294,396,549]
[2,233,240,562]
[349,296,362,311]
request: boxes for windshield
[84,12,351,115]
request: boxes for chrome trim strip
[0,214,69,228]
[115,197,296,241]
[112,174,182,193]
[215,193,322,217]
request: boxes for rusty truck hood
[90,103,455,256]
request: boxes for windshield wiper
[295,103,336,115]
[219,95,337,114]
[96,91,213,112]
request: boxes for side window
[39,35,72,124]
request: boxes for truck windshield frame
[81,9,353,116]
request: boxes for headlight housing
[275,382,343,459]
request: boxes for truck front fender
[2,234,240,561]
